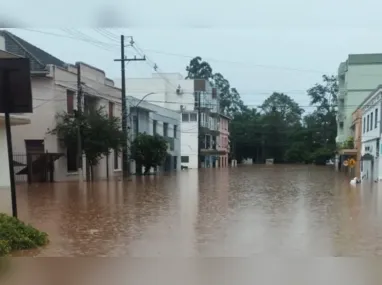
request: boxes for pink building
[218,114,230,167]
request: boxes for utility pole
[197,91,202,168]
[114,35,146,179]
[76,62,83,182]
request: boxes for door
[25,140,45,182]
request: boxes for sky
[4,0,382,112]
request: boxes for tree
[50,107,125,180]
[261,92,303,126]
[185,56,213,80]
[306,75,338,153]
[130,133,168,175]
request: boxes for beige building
[0,30,123,182]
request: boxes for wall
[361,89,382,143]
[0,127,12,215]
[123,74,195,112]
[180,119,198,169]
[218,117,230,152]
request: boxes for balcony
[200,121,220,135]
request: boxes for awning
[361,153,374,161]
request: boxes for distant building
[337,54,382,143]
[120,73,230,169]
[127,96,181,173]
[218,114,231,167]
[359,85,382,181]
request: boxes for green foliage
[185,56,213,80]
[0,213,48,256]
[0,241,10,256]
[338,136,354,150]
[284,142,310,163]
[50,107,125,167]
[311,147,334,165]
[131,133,168,174]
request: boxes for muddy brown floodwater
[11,165,382,257]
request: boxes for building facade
[217,114,230,167]
[337,54,382,143]
[359,85,382,181]
[351,109,362,178]
[0,30,124,182]
[122,73,229,169]
[127,96,181,173]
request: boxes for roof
[220,113,232,120]
[357,84,382,110]
[0,30,67,71]
[348,53,382,65]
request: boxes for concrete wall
[0,128,12,215]
[337,57,382,142]
[11,63,123,181]
[180,118,198,169]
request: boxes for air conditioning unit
[176,85,183,95]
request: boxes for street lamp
[133,92,156,109]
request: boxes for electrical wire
[18,28,119,48]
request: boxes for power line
[18,28,119,48]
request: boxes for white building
[359,85,382,181]
[0,30,123,182]
[126,96,181,173]
[119,73,225,169]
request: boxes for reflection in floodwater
[11,165,382,257]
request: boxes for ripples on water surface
[12,165,382,257]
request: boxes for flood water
[11,165,382,257]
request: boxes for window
[376,109,379,128]
[181,156,189,163]
[190,113,197,121]
[363,117,366,133]
[133,116,138,136]
[163,122,168,137]
[182,113,189,122]
[67,144,78,172]
[114,149,119,170]
[174,125,177,138]
[371,112,374,130]
[66,90,74,114]
[153,120,157,134]
[109,101,114,118]
[367,114,370,132]
[212,88,217,98]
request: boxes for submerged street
[13,165,382,257]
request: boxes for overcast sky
[6,4,382,111]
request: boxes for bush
[0,213,48,256]
[0,241,10,256]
